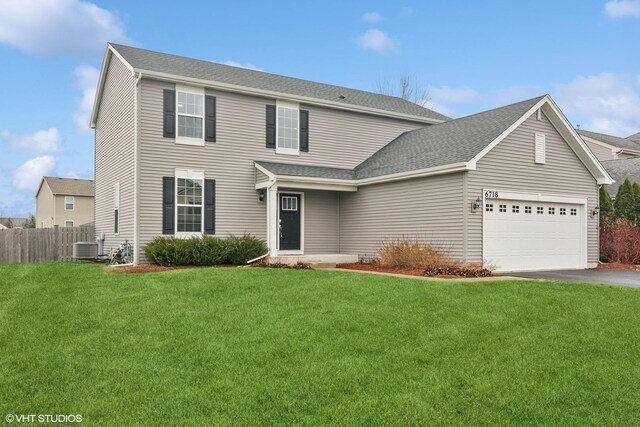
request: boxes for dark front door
[279,194,301,250]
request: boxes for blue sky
[1,0,639,216]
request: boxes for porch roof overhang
[254,161,358,192]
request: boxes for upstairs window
[277,101,299,155]
[65,196,74,211]
[176,85,204,144]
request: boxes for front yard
[1,263,639,425]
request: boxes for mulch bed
[106,265,239,274]
[336,263,426,277]
[597,263,639,271]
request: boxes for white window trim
[276,191,304,255]
[175,168,205,237]
[175,84,205,147]
[65,196,75,211]
[65,220,74,227]
[275,100,300,156]
[114,183,120,235]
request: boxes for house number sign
[484,190,499,198]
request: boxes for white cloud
[219,61,263,71]
[72,65,100,132]
[430,86,481,105]
[0,0,130,58]
[358,29,396,53]
[554,72,640,136]
[604,0,640,19]
[362,12,382,23]
[13,156,56,191]
[2,128,62,153]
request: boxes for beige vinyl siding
[466,113,599,263]
[35,182,54,228]
[255,169,269,186]
[584,139,615,161]
[338,173,466,259]
[137,78,425,260]
[94,55,136,254]
[303,190,339,254]
[54,195,94,226]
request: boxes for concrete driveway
[505,269,640,288]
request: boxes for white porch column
[267,184,279,257]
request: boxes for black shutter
[162,176,175,234]
[204,179,216,235]
[205,95,216,142]
[163,89,176,138]
[266,105,276,148]
[300,110,309,152]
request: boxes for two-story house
[90,44,611,272]
[576,129,640,196]
[35,176,95,228]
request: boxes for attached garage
[482,191,587,272]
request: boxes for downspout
[133,71,142,264]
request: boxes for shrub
[223,234,268,265]
[599,185,614,220]
[600,218,640,265]
[143,234,266,267]
[614,178,636,222]
[424,264,493,278]
[377,236,455,269]
[144,237,191,267]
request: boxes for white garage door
[484,199,584,272]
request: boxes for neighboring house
[90,44,611,272]
[601,157,640,196]
[576,129,640,161]
[35,177,95,228]
[0,217,27,228]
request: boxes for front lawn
[1,263,639,425]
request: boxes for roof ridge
[354,95,546,174]
[109,43,447,119]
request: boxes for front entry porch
[255,161,359,262]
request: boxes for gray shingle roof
[110,44,449,123]
[354,96,546,179]
[256,161,355,180]
[257,96,546,181]
[43,177,94,196]
[577,129,640,152]
[602,158,640,195]
[628,132,640,142]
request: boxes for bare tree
[377,75,430,106]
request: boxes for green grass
[1,263,639,426]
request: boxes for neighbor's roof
[354,96,546,179]
[107,44,449,124]
[577,129,640,152]
[602,158,640,195]
[256,161,355,181]
[628,132,640,142]
[41,177,94,197]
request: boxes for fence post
[53,225,60,261]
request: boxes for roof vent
[339,95,346,100]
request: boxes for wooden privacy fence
[0,226,95,264]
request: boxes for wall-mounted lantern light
[591,206,600,218]
[259,191,265,202]
[471,196,482,213]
